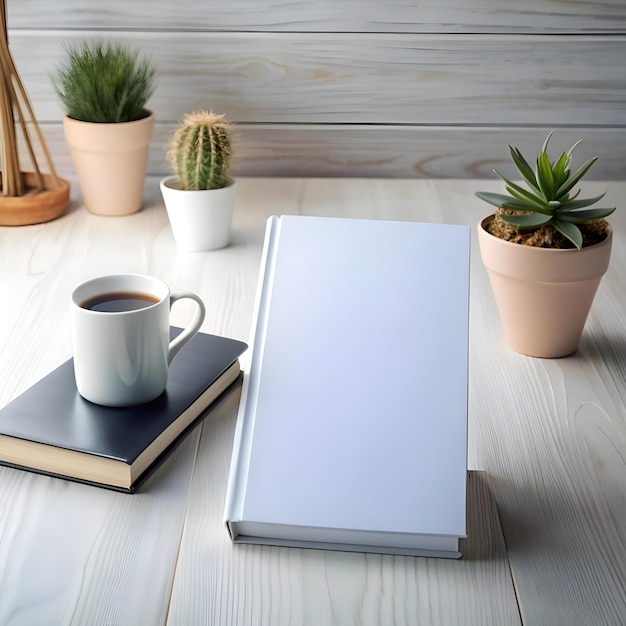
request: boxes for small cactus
[168,111,234,191]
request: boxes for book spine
[223,215,282,525]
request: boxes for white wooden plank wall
[6,1,626,179]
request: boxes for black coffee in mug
[80,291,160,313]
[72,273,206,406]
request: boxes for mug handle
[168,290,206,364]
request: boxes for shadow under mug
[71,273,206,407]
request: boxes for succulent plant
[476,133,615,249]
[168,111,234,191]
[52,40,156,123]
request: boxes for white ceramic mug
[71,273,206,406]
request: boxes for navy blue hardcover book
[0,329,247,492]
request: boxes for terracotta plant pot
[160,175,235,251]
[0,172,70,226]
[477,214,612,358]
[63,112,154,216]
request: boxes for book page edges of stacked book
[227,519,460,558]
[0,360,240,490]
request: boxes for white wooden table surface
[0,177,624,626]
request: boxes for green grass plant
[52,40,156,123]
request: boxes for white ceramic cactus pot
[160,175,236,252]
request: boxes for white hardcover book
[224,215,470,558]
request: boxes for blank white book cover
[225,215,470,554]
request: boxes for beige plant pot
[478,214,612,358]
[63,112,154,216]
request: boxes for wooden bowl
[0,172,70,226]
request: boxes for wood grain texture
[0,423,201,625]
[278,177,626,625]
[28,123,626,181]
[7,0,626,33]
[6,2,626,181]
[8,28,625,179]
[168,396,520,625]
[167,178,626,624]
[12,31,626,126]
[2,177,626,623]
[0,180,201,625]
[468,180,626,626]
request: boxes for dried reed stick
[0,0,60,198]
